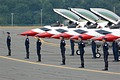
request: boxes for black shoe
[102,69,108,71]
[60,63,65,65]
[92,57,96,59]
[6,55,11,56]
[78,66,84,68]
[112,60,118,62]
[70,54,74,56]
[36,60,41,62]
[25,57,29,59]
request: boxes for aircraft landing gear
[96,45,101,58]
[96,52,101,58]
[76,50,80,55]
[76,45,101,58]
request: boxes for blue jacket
[36,39,42,50]
[103,42,109,56]
[78,41,85,53]
[60,39,66,51]
[25,38,29,48]
[7,36,11,46]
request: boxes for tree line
[0,0,120,26]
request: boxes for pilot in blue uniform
[78,36,85,68]
[60,36,66,65]
[91,40,96,58]
[6,32,11,56]
[25,35,30,59]
[36,37,42,62]
[112,41,119,62]
[70,39,75,56]
[102,38,109,71]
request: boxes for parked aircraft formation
[20,8,120,58]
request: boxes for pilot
[91,39,96,59]
[56,21,60,26]
[36,37,42,62]
[70,39,75,56]
[60,36,66,65]
[112,41,119,62]
[78,36,85,68]
[25,35,30,59]
[102,38,109,71]
[6,32,11,56]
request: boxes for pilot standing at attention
[91,39,96,59]
[102,38,109,71]
[6,32,11,56]
[60,36,66,65]
[78,36,85,68]
[112,41,119,62]
[70,39,75,56]
[36,37,42,62]
[25,35,30,59]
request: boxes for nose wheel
[96,52,101,58]
[96,45,101,58]
[76,50,80,55]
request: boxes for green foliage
[0,0,119,26]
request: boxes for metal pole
[41,9,42,26]
[11,13,14,26]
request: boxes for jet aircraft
[20,8,120,58]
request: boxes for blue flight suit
[7,35,11,56]
[91,40,96,58]
[103,42,109,70]
[60,39,66,65]
[70,39,75,55]
[112,41,119,61]
[25,38,29,59]
[36,39,42,62]
[78,41,85,68]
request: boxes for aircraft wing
[71,8,99,24]
[53,9,81,23]
[90,8,120,24]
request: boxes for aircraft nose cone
[61,33,71,39]
[93,36,104,41]
[104,34,120,41]
[20,30,38,36]
[80,34,94,40]
[94,34,120,41]
[70,35,79,40]
[51,34,61,39]
[36,32,53,38]
[71,34,94,40]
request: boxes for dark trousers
[26,47,29,58]
[104,54,108,69]
[92,47,96,58]
[113,49,119,61]
[61,50,66,64]
[37,49,41,61]
[80,52,84,67]
[71,45,74,55]
[7,45,11,56]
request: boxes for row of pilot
[6,32,119,71]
